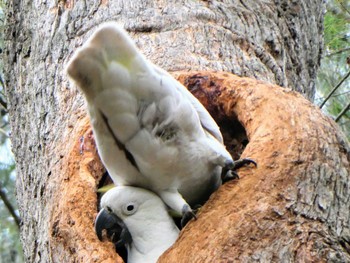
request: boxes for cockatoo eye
[123,202,137,215]
[106,206,112,213]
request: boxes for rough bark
[3,0,328,262]
[50,118,117,263]
[45,71,350,263]
[160,72,350,262]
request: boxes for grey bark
[3,0,326,262]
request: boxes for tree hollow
[50,71,350,262]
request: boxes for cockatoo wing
[67,22,256,225]
[154,66,224,143]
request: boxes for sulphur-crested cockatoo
[95,186,179,263]
[67,22,255,225]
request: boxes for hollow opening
[180,73,250,160]
[93,117,249,263]
[218,118,249,160]
[92,73,251,262]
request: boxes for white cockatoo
[95,186,179,263]
[67,22,255,225]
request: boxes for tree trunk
[161,71,350,262]
[3,0,338,262]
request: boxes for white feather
[67,21,233,215]
[101,186,179,263]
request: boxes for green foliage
[0,160,23,263]
[0,88,23,262]
[0,2,24,262]
[324,8,350,51]
[316,0,350,139]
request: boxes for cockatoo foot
[221,158,257,183]
[181,204,197,227]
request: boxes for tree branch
[335,101,350,122]
[0,75,8,110]
[325,47,350,58]
[336,0,350,16]
[0,127,8,137]
[0,96,7,110]
[319,69,350,109]
[0,182,21,228]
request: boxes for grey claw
[222,170,239,183]
[181,204,197,227]
[231,158,257,170]
[221,158,257,183]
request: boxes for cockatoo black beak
[95,208,132,247]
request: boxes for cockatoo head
[95,185,174,249]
